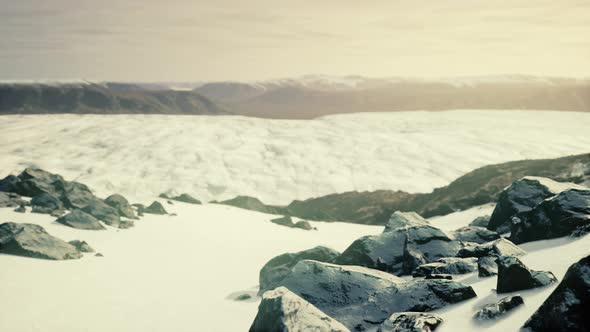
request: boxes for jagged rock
[496,256,557,293]
[278,260,476,330]
[56,209,106,230]
[31,193,64,214]
[509,189,590,244]
[14,204,26,213]
[336,215,463,275]
[249,287,350,332]
[259,246,340,294]
[81,199,121,227]
[0,191,27,208]
[478,256,498,277]
[474,296,524,320]
[413,257,477,277]
[384,211,430,232]
[61,181,96,209]
[0,222,82,260]
[68,240,95,253]
[378,312,443,332]
[457,238,526,258]
[487,177,586,233]
[142,201,168,215]
[270,216,314,230]
[469,215,491,227]
[524,255,590,332]
[170,193,201,204]
[451,226,500,244]
[104,194,137,219]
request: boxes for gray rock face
[457,238,526,259]
[68,240,95,253]
[478,256,498,277]
[142,201,168,215]
[509,189,590,244]
[56,209,106,230]
[0,222,82,260]
[31,193,64,214]
[250,287,350,332]
[378,312,443,332]
[524,255,590,332]
[496,256,557,293]
[81,200,121,227]
[105,194,137,219]
[474,296,524,320]
[259,246,340,294]
[0,191,27,208]
[413,257,477,277]
[487,177,585,233]
[384,211,430,232]
[61,181,97,209]
[469,215,491,227]
[336,217,463,275]
[277,260,476,331]
[451,226,500,244]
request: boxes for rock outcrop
[524,255,590,332]
[377,312,443,332]
[56,209,106,230]
[451,226,500,244]
[249,287,350,332]
[413,257,477,277]
[474,296,524,320]
[142,201,168,215]
[0,222,82,260]
[496,256,557,293]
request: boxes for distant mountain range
[1,75,589,118]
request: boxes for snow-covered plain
[1,110,590,204]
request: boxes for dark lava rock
[0,222,82,260]
[2,168,65,197]
[425,274,453,280]
[0,191,27,208]
[413,257,477,277]
[451,226,500,244]
[496,256,557,293]
[142,201,168,215]
[81,199,121,227]
[31,193,64,214]
[278,260,476,331]
[488,177,585,233]
[105,194,137,219]
[457,238,526,258]
[478,256,498,277]
[469,215,491,227]
[170,193,201,204]
[258,246,340,294]
[249,286,350,332]
[56,209,106,230]
[509,189,590,244]
[378,312,443,332]
[524,255,590,332]
[474,296,524,320]
[68,240,95,253]
[336,215,463,275]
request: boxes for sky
[0,0,589,81]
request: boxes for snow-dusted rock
[384,211,430,232]
[259,246,340,294]
[31,193,64,214]
[336,217,462,275]
[68,240,95,253]
[509,189,590,244]
[469,215,490,227]
[142,201,168,215]
[82,200,121,227]
[105,194,137,219]
[487,177,586,233]
[473,296,524,320]
[0,222,82,260]
[56,209,106,230]
[496,256,557,293]
[413,257,477,277]
[451,226,500,244]
[457,238,526,258]
[249,287,350,332]
[377,312,443,332]
[278,260,476,331]
[524,255,590,332]
[477,256,498,277]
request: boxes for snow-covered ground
[1,110,589,204]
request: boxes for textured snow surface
[1,110,590,205]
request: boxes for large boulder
[377,312,443,332]
[509,189,590,244]
[278,260,476,331]
[259,246,340,294]
[56,209,106,230]
[81,199,121,227]
[474,296,524,320]
[104,194,137,219]
[0,222,82,260]
[0,192,27,208]
[413,257,477,277]
[457,238,526,258]
[487,177,586,233]
[524,255,590,332]
[142,201,168,215]
[250,287,350,332]
[451,226,500,244]
[60,181,97,209]
[496,256,557,293]
[384,211,430,232]
[336,215,463,275]
[30,193,64,214]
